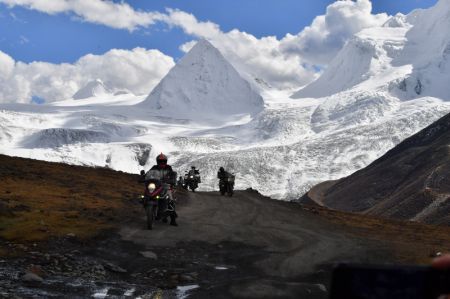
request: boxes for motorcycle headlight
[190,176,194,178]
[148,183,156,192]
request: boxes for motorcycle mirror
[140,170,145,176]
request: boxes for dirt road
[119,190,410,298]
[2,189,448,298]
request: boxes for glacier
[1,0,450,199]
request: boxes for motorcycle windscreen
[145,170,163,181]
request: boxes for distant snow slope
[1,1,450,201]
[140,39,264,120]
[292,18,411,98]
[73,79,112,100]
[293,0,450,101]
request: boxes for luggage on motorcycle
[168,171,177,186]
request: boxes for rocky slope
[301,111,450,225]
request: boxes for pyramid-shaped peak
[140,39,264,120]
[187,39,221,54]
[177,39,229,68]
[193,38,214,49]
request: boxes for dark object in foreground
[330,263,450,299]
[218,168,235,197]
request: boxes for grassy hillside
[0,154,142,243]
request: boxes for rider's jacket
[150,164,176,186]
[217,170,231,180]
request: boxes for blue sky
[0,0,438,64]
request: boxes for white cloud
[163,9,221,39]
[0,48,175,103]
[0,0,165,31]
[0,51,15,80]
[280,0,389,65]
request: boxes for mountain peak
[140,39,264,120]
[193,38,213,49]
[72,79,111,100]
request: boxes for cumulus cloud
[0,51,15,80]
[0,48,175,103]
[280,0,389,65]
[0,0,165,31]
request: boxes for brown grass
[0,154,142,243]
[301,204,450,264]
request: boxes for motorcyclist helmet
[219,167,225,172]
[191,166,196,169]
[156,153,168,166]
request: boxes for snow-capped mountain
[1,1,450,203]
[291,13,412,99]
[141,39,264,120]
[292,0,450,101]
[391,0,450,101]
[73,79,112,100]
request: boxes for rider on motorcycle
[147,153,177,226]
[217,167,230,179]
[217,167,235,196]
[188,166,201,182]
[183,166,201,191]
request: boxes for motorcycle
[140,170,176,230]
[219,173,235,197]
[184,171,200,192]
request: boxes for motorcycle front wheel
[227,184,234,197]
[146,205,156,230]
